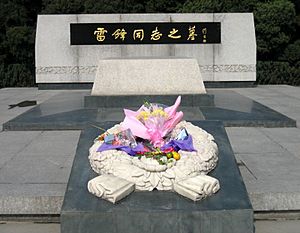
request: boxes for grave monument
[2,15,297,232]
[35,13,256,89]
[48,13,255,233]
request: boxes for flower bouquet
[96,96,196,165]
[88,96,220,203]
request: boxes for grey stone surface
[0,223,60,233]
[234,86,300,119]
[259,127,300,143]
[3,90,295,131]
[0,184,65,214]
[0,85,300,215]
[225,128,286,154]
[38,81,257,90]
[0,88,64,131]
[0,129,80,214]
[279,142,300,159]
[226,126,300,211]
[255,220,300,233]
[91,58,206,96]
[213,13,256,82]
[2,220,300,233]
[38,83,93,90]
[202,90,295,127]
[35,13,256,84]
[36,15,78,84]
[20,131,80,156]
[0,131,41,159]
[222,86,300,211]
[85,94,214,108]
[61,121,253,233]
[171,14,214,81]
[0,153,72,184]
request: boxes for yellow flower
[137,107,168,121]
[137,111,150,120]
[151,109,168,118]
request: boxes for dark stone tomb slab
[202,90,296,127]
[3,90,295,131]
[84,94,214,108]
[61,121,254,233]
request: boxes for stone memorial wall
[35,13,256,86]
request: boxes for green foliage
[145,0,184,13]
[83,0,184,13]
[292,62,300,85]
[181,0,222,13]
[42,0,84,14]
[181,0,258,13]
[5,26,35,63]
[0,64,34,88]
[257,61,300,85]
[279,40,300,64]
[84,0,130,13]
[254,0,299,86]
[83,0,146,13]
[254,0,296,59]
[0,0,41,88]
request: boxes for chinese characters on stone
[112,28,127,41]
[93,26,208,42]
[168,28,181,39]
[94,28,107,42]
[133,29,144,41]
[187,26,197,40]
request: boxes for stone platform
[2,90,295,131]
[1,86,300,218]
[61,121,253,233]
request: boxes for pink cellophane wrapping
[121,96,183,147]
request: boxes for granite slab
[61,121,253,233]
[201,90,296,127]
[84,94,214,108]
[2,90,296,131]
[91,58,207,96]
[38,81,256,90]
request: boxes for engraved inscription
[36,64,256,75]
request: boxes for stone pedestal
[84,58,212,108]
[91,58,206,96]
[61,121,254,233]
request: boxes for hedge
[257,61,300,85]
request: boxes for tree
[279,40,300,64]
[145,0,184,13]
[181,0,222,13]
[84,0,146,13]
[0,0,42,88]
[254,0,296,60]
[42,0,84,14]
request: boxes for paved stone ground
[0,85,299,228]
[0,88,65,131]
[224,85,300,211]
[0,88,81,214]
[1,220,300,233]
